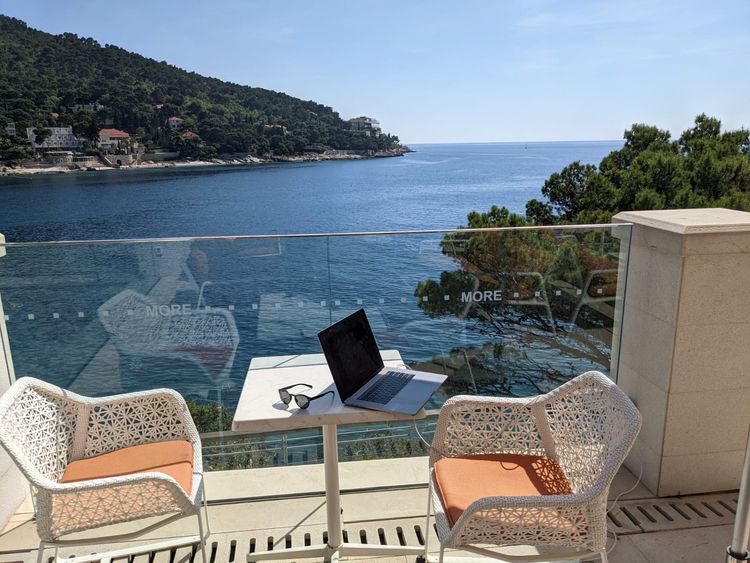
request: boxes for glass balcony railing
[0,224,631,471]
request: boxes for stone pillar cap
[614,208,750,234]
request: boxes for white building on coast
[26,126,84,151]
[348,116,381,136]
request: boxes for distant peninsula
[0,15,408,172]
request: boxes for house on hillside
[98,129,145,165]
[347,116,381,136]
[263,124,288,135]
[167,117,184,132]
[71,102,104,113]
[98,128,131,153]
[181,130,200,140]
[4,122,16,136]
[26,126,84,151]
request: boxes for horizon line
[402,139,624,146]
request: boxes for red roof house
[98,129,130,139]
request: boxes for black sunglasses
[278,383,334,409]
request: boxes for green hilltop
[0,15,401,161]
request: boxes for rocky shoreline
[0,147,412,176]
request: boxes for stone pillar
[614,209,750,496]
[0,233,29,530]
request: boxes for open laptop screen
[318,309,384,402]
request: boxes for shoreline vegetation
[460,115,750,229]
[0,146,412,177]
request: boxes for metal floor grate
[35,519,432,563]
[607,491,737,535]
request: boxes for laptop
[318,309,447,416]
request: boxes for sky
[1,0,749,144]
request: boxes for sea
[0,142,620,241]
[0,141,623,414]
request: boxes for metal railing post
[727,425,750,562]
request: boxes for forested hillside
[0,15,401,160]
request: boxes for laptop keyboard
[359,371,414,404]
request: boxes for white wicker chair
[0,377,210,563]
[424,371,640,563]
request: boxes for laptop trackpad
[387,378,437,409]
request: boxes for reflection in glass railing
[0,225,630,471]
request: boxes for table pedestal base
[246,424,424,562]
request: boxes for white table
[232,351,426,562]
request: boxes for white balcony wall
[0,233,29,530]
[614,209,750,496]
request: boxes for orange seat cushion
[434,454,572,526]
[61,440,194,494]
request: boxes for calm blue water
[0,141,623,408]
[0,142,620,241]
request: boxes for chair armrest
[441,488,608,551]
[430,395,545,464]
[36,472,198,540]
[83,388,201,458]
[459,488,598,514]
